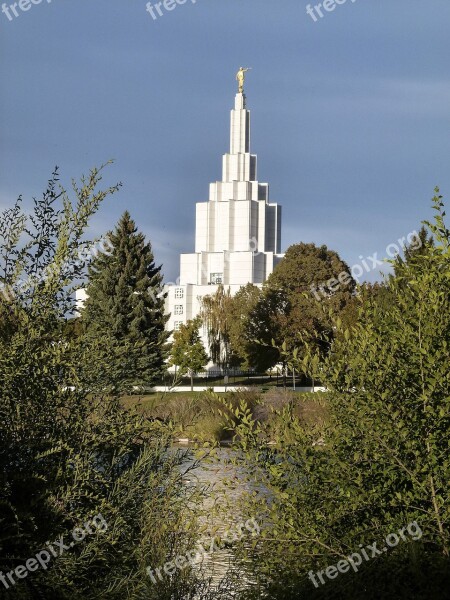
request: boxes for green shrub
[224,193,450,599]
[0,167,209,599]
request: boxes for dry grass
[121,389,328,443]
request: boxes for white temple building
[165,89,284,336]
[75,84,284,352]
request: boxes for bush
[0,167,209,599]
[224,193,450,599]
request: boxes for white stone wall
[75,288,88,315]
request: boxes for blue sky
[1,0,450,282]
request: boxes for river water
[179,445,263,596]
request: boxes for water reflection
[177,445,262,595]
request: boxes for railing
[156,371,316,389]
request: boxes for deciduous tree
[247,243,356,371]
[169,317,209,390]
[227,192,450,599]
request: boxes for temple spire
[230,92,250,156]
[163,75,283,347]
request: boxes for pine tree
[81,211,169,390]
[401,224,434,266]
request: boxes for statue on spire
[236,67,252,93]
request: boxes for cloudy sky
[1,0,450,282]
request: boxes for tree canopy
[242,243,356,371]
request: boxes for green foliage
[226,284,263,369]
[222,193,450,599]
[169,317,209,390]
[80,211,170,392]
[0,167,207,599]
[201,285,239,370]
[199,244,355,373]
[242,286,284,372]
[124,389,262,443]
[247,243,356,371]
[401,224,435,267]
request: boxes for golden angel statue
[236,67,252,93]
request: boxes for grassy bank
[122,388,328,443]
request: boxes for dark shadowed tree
[227,283,263,369]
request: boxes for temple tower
[165,89,283,337]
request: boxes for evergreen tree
[81,211,169,390]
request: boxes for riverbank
[121,388,328,443]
